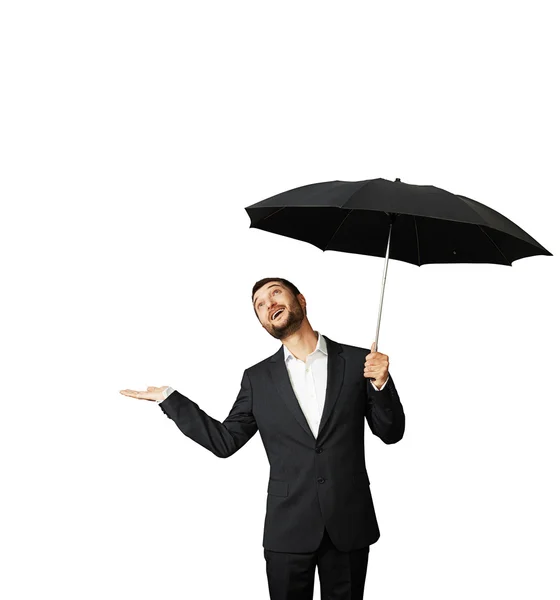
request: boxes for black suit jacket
[158,334,405,552]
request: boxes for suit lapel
[267,335,346,439]
[318,336,346,437]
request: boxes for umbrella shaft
[375,222,392,350]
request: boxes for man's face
[253,282,306,340]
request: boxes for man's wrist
[156,386,174,403]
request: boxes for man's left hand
[364,341,389,388]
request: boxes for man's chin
[267,325,287,340]
[268,321,302,340]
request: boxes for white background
[1,1,558,599]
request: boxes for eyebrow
[253,284,282,307]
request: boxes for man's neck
[283,326,319,363]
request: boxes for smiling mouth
[271,308,286,321]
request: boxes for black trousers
[263,527,370,600]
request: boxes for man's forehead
[253,282,285,302]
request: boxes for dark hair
[251,277,301,314]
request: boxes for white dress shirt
[156,332,387,436]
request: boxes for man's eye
[258,289,281,308]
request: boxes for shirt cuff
[369,377,388,392]
[156,386,174,403]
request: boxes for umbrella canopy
[245,177,552,347]
[245,178,552,266]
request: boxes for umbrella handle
[374,219,393,351]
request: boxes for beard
[264,302,306,340]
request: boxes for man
[120,277,405,600]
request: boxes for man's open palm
[120,386,168,402]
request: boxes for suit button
[315,447,323,453]
[317,477,325,484]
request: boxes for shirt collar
[283,330,328,363]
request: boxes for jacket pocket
[267,479,289,497]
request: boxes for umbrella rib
[324,209,354,250]
[323,181,373,249]
[413,216,421,265]
[261,207,286,221]
[476,224,511,265]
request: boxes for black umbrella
[245,177,552,348]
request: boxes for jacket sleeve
[364,372,405,444]
[158,369,258,458]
